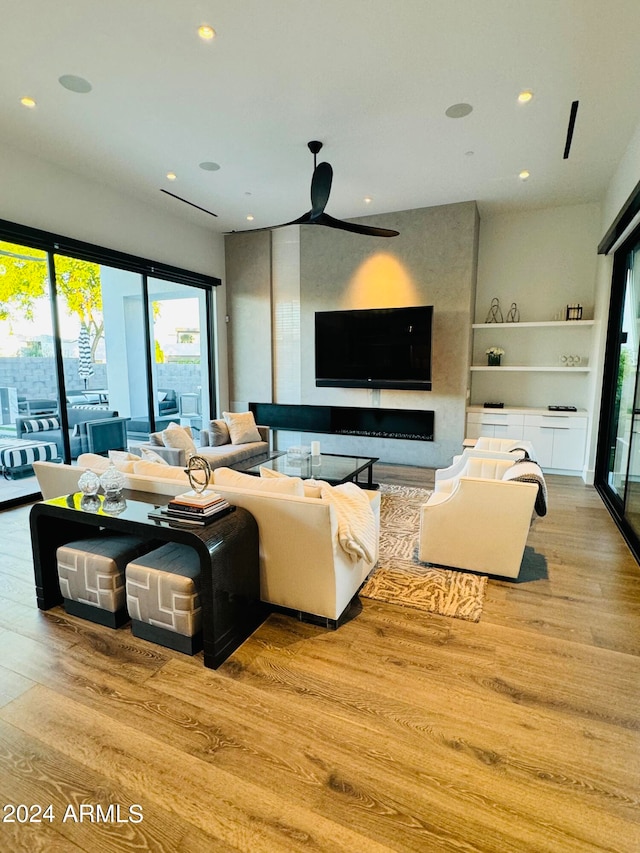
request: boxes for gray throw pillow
[209,418,230,446]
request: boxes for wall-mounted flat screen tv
[315,305,433,391]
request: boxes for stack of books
[149,490,234,526]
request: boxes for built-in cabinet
[466,406,588,473]
[467,319,594,475]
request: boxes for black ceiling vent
[563,100,579,160]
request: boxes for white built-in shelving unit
[467,319,596,475]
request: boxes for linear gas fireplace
[249,403,434,442]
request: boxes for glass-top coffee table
[238,452,379,489]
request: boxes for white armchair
[419,475,538,578]
[435,456,516,492]
[472,437,536,456]
[448,437,537,471]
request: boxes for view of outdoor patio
[0,239,211,506]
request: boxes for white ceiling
[2,0,640,235]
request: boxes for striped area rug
[360,484,487,622]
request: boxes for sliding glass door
[0,239,58,503]
[597,230,640,551]
[147,278,211,440]
[0,219,219,510]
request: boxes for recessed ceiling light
[465,150,474,156]
[519,170,530,181]
[198,24,216,41]
[199,161,220,171]
[58,74,92,94]
[363,197,372,204]
[166,172,177,181]
[246,214,254,221]
[445,103,473,119]
[518,90,534,104]
[20,96,36,108]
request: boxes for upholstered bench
[56,534,153,628]
[125,542,203,655]
[0,436,59,479]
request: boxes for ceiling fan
[239,141,399,238]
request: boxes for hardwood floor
[0,467,638,852]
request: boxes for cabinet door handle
[540,424,570,429]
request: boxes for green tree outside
[0,242,103,358]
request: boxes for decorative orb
[186,455,212,494]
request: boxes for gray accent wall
[225,201,479,468]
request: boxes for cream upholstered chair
[473,436,536,456]
[435,456,516,492]
[447,437,537,471]
[420,456,538,578]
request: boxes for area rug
[360,484,487,622]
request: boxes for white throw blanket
[309,479,377,563]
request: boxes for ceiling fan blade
[310,162,332,220]
[317,212,399,238]
[228,210,314,235]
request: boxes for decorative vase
[488,353,502,366]
[77,469,101,510]
[100,464,127,514]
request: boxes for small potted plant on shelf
[486,346,505,366]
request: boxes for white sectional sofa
[33,458,380,624]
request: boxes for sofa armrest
[257,425,271,447]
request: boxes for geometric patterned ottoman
[56,534,152,628]
[125,542,202,655]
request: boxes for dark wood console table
[30,491,267,668]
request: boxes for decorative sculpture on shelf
[186,455,212,495]
[506,302,520,323]
[485,297,504,323]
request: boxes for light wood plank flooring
[0,468,638,852]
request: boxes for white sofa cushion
[223,411,261,444]
[214,466,304,496]
[259,465,322,498]
[133,460,190,483]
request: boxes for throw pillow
[108,449,139,465]
[150,422,192,446]
[223,411,261,445]
[76,453,111,473]
[161,424,197,459]
[140,447,169,465]
[260,463,322,498]
[259,465,286,478]
[133,460,190,483]
[209,418,231,446]
[214,466,304,496]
